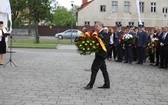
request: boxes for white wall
[77,0,168,27]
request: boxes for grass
[9,36,74,49]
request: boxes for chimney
[82,0,88,5]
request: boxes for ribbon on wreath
[92,32,107,52]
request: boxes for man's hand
[160,42,164,46]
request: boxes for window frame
[124,1,130,13]
[112,1,118,12]
[151,2,156,13]
[100,5,106,12]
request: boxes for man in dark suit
[159,27,168,69]
[124,25,135,64]
[154,27,162,66]
[84,21,110,89]
[136,25,148,64]
[114,24,124,62]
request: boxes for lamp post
[70,0,74,44]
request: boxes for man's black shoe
[154,63,159,66]
[116,60,122,62]
[124,61,128,63]
[98,85,110,89]
[136,62,143,65]
[0,64,4,66]
[164,67,167,69]
[129,62,132,64]
[83,85,93,89]
[136,62,140,64]
[159,66,164,69]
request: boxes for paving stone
[0,45,168,105]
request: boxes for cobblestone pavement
[0,45,168,105]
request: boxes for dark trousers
[116,45,123,61]
[160,48,168,68]
[149,49,155,63]
[132,46,137,61]
[107,44,116,59]
[125,44,132,63]
[137,46,145,63]
[155,47,160,65]
[88,56,110,86]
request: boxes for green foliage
[10,0,26,25]
[52,7,76,26]
[10,0,54,28]
[27,0,53,23]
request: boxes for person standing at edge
[84,21,110,89]
[159,27,168,69]
[0,21,7,65]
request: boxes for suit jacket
[95,30,109,59]
[114,30,124,46]
[159,32,168,50]
[136,31,148,47]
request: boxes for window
[124,1,130,13]
[163,7,168,13]
[116,22,121,26]
[112,1,118,12]
[138,22,144,26]
[151,2,156,12]
[84,21,90,26]
[94,21,99,25]
[100,5,106,12]
[129,22,134,26]
[139,2,144,12]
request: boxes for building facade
[77,0,168,27]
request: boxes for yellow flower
[92,41,95,43]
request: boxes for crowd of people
[104,25,168,69]
[80,24,168,70]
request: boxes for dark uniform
[136,27,148,64]
[124,31,135,63]
[159,32,168,69]
[114,26,124,62]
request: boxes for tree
[27,0,53,43]
[10,0,54,43]
[52,6,76,26]
[10,0,26,27]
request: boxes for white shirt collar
[99,28,104,33]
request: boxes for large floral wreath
[147,37,159,55]
[75,32,107,55]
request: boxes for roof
[77,0,94,12]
